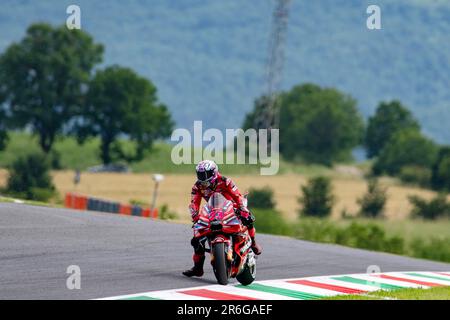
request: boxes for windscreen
[207,193,228,209]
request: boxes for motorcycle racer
[183,160,262,278]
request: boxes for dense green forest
[1,0,449,143]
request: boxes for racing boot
[182,254,205,277]
[251,237,262,255]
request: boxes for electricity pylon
[254,0,291,131]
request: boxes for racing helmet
[196,160,219,185]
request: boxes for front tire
[212,242,229,285]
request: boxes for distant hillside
[1,0,449,143]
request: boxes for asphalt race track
[0,203,449,299]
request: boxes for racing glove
[238,207,255,226]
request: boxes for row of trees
[244,84,450,192]
[249,178,449,220]
[298,176,449,220]
[298,177,389,219]
[0,23,173,164]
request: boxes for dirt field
[0,169,439,221]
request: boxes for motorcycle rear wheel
[236,262,256,286]
[212,242,229,285]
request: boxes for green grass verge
[329,217,450,262]
[334,217,450,243]
[252,209,450,263]
[324,286,450,300]
[0,195,62,208]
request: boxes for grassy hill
[1,0,449,143]
[0,132,335,176]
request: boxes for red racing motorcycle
[193,192,257,285]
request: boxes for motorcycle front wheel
[212,242,229,285]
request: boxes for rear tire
[212,242,229,285]
[236,258,256,286]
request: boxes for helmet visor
[197,169,215,182]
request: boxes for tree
[242,95,273,130]
[282,84,364,164]
[373,129,438,176]
[0,108,8,151]
[409,194,450,220]
[248,186,276,210]
[0,23,103,153]
[299,176,335,217]
[399,165,432,188]
[5,152,56,201]
[365,100,420,158]
[245,84,364,165]
[77,66,174,164]
[431,147,450,192]
[357,178,387,218]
